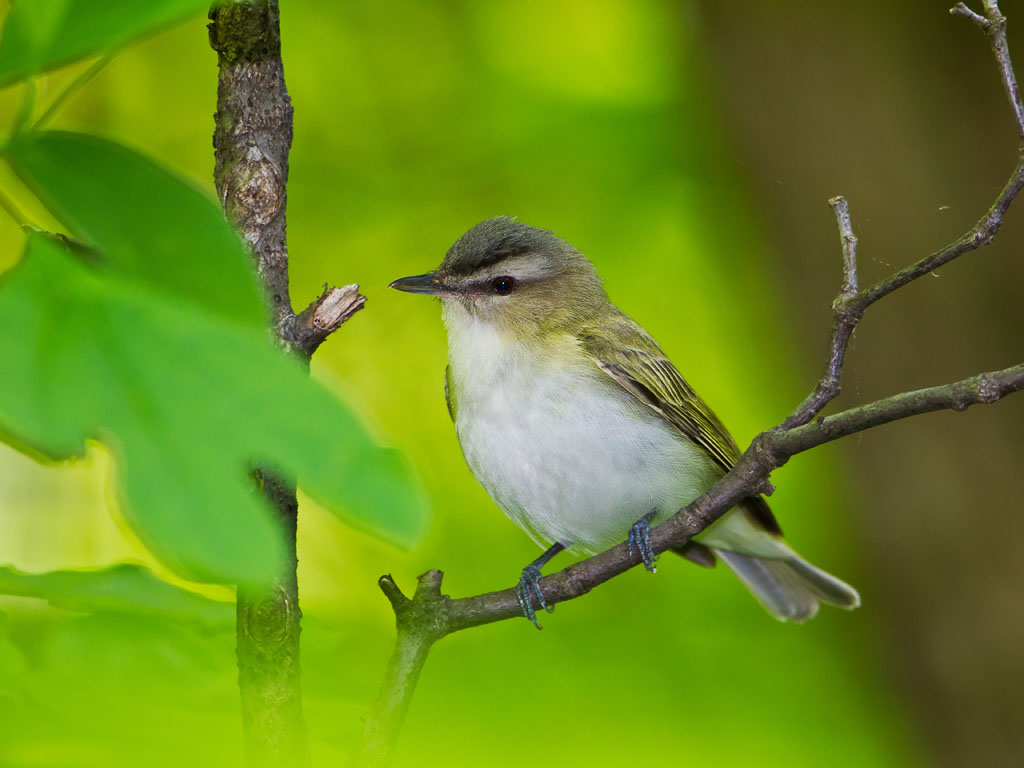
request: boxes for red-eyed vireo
[391,217,859,627]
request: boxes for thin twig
[781,196,861,429]
[784,0,1024,431]
[354,5,1024,766]
[832,196,859,297]
[780,144,1024,430]
[856,147,1024,307]
[952,1,1024,138]
[951,3,988,28]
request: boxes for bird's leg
[516,542,566,629]
[628,510,658,573]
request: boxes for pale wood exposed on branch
[289,284,366,355]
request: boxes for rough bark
[209,2,363,766]
[209,4,306,765]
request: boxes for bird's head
[390,217,608,337]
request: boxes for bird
[390,217,860,627]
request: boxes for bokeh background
[2,0,1023,766]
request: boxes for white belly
[446,319,720,554]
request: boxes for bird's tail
[714,549,861,623]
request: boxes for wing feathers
[578,308,782,535]
[578,309,741,472]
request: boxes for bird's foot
[628,511,658,573]
[516,564,551,629]
[514,542,566,630]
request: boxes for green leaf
[7,131,265,326]
[0,564,233,630]
[0,0,220,88]
[0,236,427,586]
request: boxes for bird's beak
[389,272,448,296]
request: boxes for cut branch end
[378,575,411,613]
[290,283,367,358]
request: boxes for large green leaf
[0,564,233,630]
[0,0,221,88]
[0,235,426,587]
[7,131,265,326]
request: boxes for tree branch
[351,573,448,766]
[209,3,308,765]
[952,0,1024,139]
[354,2,1024,765]
[365,363,1024,639]
[208,2,363,766]
[209,0,363,362]
[781,195,861,429]
[353,362,1024,765]
[288,284,366,357]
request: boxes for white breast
[444,310,720,554]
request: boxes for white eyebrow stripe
[478,254,555,282]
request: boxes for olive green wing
[578,311,741,468]
[578,309,781,535]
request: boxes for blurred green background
[2,0,1023,766]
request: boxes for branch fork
[952,1,1024,139]
[354,3,1024,765]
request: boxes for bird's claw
[628,512,658,573]
[516,563,551,629]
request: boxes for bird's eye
[491,276,516,295]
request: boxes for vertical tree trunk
[208,3,307,766]
[234,472,306,768]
